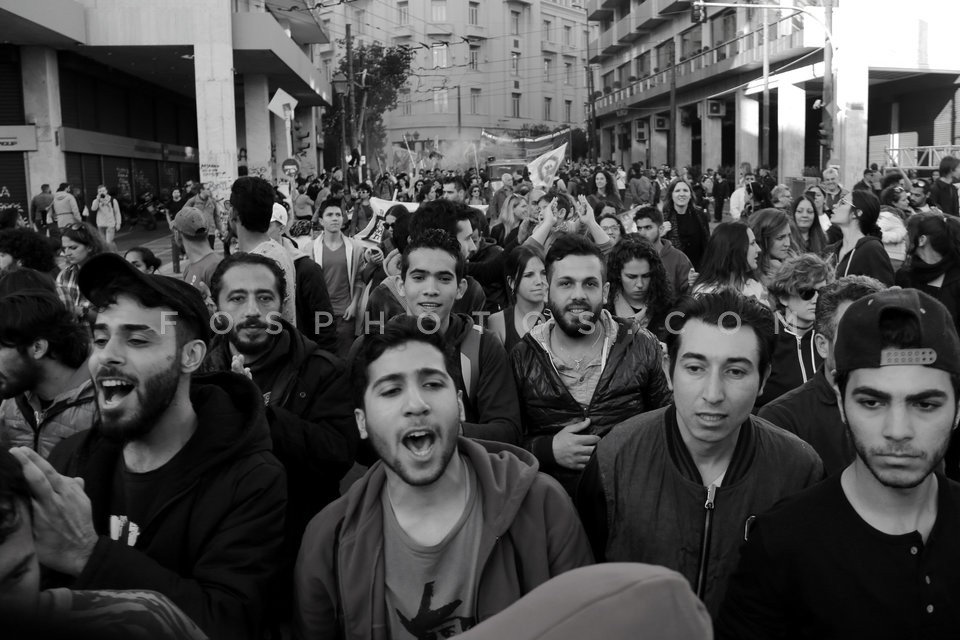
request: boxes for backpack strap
[459,324,483,402]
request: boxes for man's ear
[830,376,846,423]
[814,333,830,360]
[456,278,467,301]
[181,340,207,373]
[355,408,369,440]
[30,339,50,361]
[602,281,611,305]
[662,350,674,392]
[757,365,772,398]
[457,390,466,422]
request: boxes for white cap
[271,203,288,227]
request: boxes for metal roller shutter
[0,152,29,222]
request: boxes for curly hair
[0,228,57,272]
[606,238,674,313]
[767,253,836,309]
[590,169,617,200]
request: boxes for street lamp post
[331,72,350,189]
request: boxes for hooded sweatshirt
[293,437,594,640]
[51,191,80,227]
[0,364,97,457]
[48,372,287,640]
[755,315,823,408]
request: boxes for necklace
[553,325,604,371]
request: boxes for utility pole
[583,22,598,161]
[822,0,834,169]
[668,39,677,168]
[761,7,770,169]
[457,85,462,137]
[345,23,357,154]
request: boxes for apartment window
[432,44,448,68]
[543,19,552,42]
[433,87,449,113]
[680,26,703,59]
[564,99,572,122]
[400,92,412,116]
[512,93,521,118]
[431,0,446,22]
[322,59,331,82]
[468,2,479,25]
[563,24,573,46]
[637,50,651,76]
[354,9,365,35]
[511,52,520,76]
[543,97,553,121]
[469,46,480,71]
[564,62,573,85]
[511,11,520,36]
[544,57,553,81]
[470,88,481,115]
[712,10,737,45]
[398,1,409,25]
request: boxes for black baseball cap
[78,253,211,344]
[835,288,960,376]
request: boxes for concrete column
[20,47,65,192]
[832,6,869,188]
[650,118,668,168]
[735,90,759,175]
[676,112,692,169]
[777,82,806,182]
[243,74,273,182]
[700,100,722,172]
[272,111,285,177]
[194,0,238,201]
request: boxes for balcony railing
[593,12,821,116]
[586,0,613,20]
[886,145,960,170]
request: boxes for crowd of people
[1,152,960,639]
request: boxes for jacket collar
[663,404,756,486]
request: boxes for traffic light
[691,3,707,24]
[818,118,833,149]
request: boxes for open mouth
[697,413,726,424]
[98,378,136,408]
[402,430,437,458]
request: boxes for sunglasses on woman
[797,287,822,301]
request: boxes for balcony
[585,0,613,20]
[616,13,642,43]
[660,0,691,12]
[463,24,487,39]
[601,26,626,55]
[636,0,669,31]
[601,0,625,9]
[588,37,607,63]
[593,11,823,118]
[426,22,454,36]
[541,39,559,52]
[392,25,415,40]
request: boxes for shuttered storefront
[0,46,28,220]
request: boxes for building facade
[588,0,960,187]
[316,0,589,170]
[0,0,330,218]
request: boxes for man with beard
[0,289,96,457]
[510,233,672,495]
[14,253,286,640]
[294,315,592,639]
[202,252,356,620]
[718,288,960,639]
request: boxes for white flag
[527,143,567,189]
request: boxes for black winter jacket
[48,373,287,640]
[510,315,672,493]
[293,253,339,353]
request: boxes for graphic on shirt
[396,581,474,639]
[109,514,141,546]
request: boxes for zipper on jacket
[32,409,46,450]
[694,484,717,600]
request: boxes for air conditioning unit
[706,99,726,117]
[636,125,647,142]
[654,116,670,131]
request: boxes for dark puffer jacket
[510,315,672,493]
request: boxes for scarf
[908,254,955,285]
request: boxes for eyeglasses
[797,287,822,301]
[382,222,394,230]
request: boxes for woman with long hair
[748,208,800,286]
[587,169,623,212]
[693,221,768,306]
[792,195,828,255]
[896,213,960,336]
[662,178,711,269]
[605,238,674,340]
[56,222,105,321]
[491,193,529,249]
[829,190,894,285]
[877,184,911,270]
[488,245,548,353]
